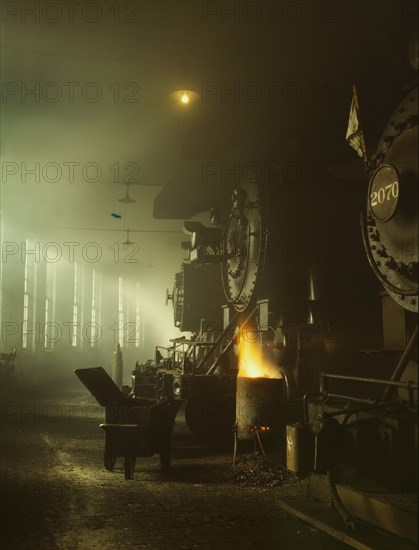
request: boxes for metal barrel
[235,377,284,442]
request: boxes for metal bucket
[235,377,284,442]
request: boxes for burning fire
[238,339,281,379]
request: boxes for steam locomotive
[74,81,418,543]
[129,86,416,465]
[134,85,419,541]
[132,83,419,509]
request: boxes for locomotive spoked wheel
[124,456,136,480]
[103,450,116,472]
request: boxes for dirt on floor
[0,387,350,550]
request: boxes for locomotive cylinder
[235,377,283,442]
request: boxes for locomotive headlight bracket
[183,221,223,265]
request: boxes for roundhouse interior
[0,2,417,549]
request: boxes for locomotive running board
[336,483,417,544]
[275,495,416,550]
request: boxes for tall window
[97,271,102,344]
[72,262,78,347]
[118,276,124,346]
[135,281,141,348]
[90,269,100,347]
[44,262,56,350]
[22,239,37,350]
[22,255,30,349]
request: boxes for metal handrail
[195,310,241,372]
[319,372,418,390]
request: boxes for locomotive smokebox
[236,377,284,443]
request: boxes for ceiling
[1,0,416,259]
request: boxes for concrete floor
[0,388,350,550]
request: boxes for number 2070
[370,181,399,207]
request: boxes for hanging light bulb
[181,91,190,104]
[170,89,200,105]
[118,183,136,203]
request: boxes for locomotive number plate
[368,164,399,222]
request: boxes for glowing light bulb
[181,92,190,104]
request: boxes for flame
[238,339,281,379]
